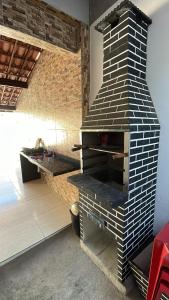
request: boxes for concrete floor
[0,227,143,300]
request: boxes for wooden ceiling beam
[0,36,42,110]
[0,85,5,103]
[0,51,36,64]
[0,61,33,72]
[6,40,18,78]
[7,87,16,106]
[0,78,28,88]
[17,45,31,81]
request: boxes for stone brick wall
[0,0,90,135]
[44,170,79,206]
[0,0,81,53]
[17,48,82,206]
[81,24,90,119]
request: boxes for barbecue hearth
[68,0,160,292]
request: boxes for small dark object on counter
[22,147,44,155]
[44,151,55,158]
[22,147,33,155]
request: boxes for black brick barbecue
[68,0,160,285]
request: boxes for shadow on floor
[0,227,143,300]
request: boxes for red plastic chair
[155,269,169,296]
[155,281,169,299]
[147,222,169,300]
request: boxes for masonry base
[80,240,134,295]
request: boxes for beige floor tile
[22,189,60,202]
[17,185,53,200]
[24,197,61,220]
[0,203,33,230]
[36,206,71,238]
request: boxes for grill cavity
[68,0,160,286]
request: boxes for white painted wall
[43,0,89,24]
[90,0,169,233]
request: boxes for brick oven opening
[82,131,128,190]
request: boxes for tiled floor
[0,164,71,266]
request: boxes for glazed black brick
[131,132,143,139]
[135,178,147,188]
[129,35,141,48]
[129,174,141,184]
[109,52,128,70]
[142,170,153,179]
[104,33,119,48]
[136,63,146,73]
[136,48,147,59]
[104,43,128,61]
[110,18,129,36]
[148,173,157,182]
[110,66,128,79]
[143,157,154,165]
[128,67,140,77]
[130,156,136,163]
[130,147,143,155]
[103,74,110,82]
[137,139,150,146]
[136,32,147,45]
[137,152,148,160]
[108,224,124,239]
[138,125,151,131]
[103,25,111,35]
[130,160,142,170]
[130,141,136,147]
[103,63,118,75]
[151,125,160,130]
[136,166,148,174]
[144,132,155,138]
[105,35,128,55]
[104,33,110,42]
[150,137,159,144]
[130,187,142,199]
[128,43,136,54]
[119,58,134,68]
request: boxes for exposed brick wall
[17,48,82,206]
[81,24,90,119]
[0,0,81,53]
[44,170,79,206]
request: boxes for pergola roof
[0,35,42,111]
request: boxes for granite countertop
[68,174,127,209]
[20,152,80,177]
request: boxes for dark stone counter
[68,173,127,209]
[20,152,80,182]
